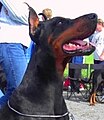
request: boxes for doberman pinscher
[0,4,97,120]
[89,66,104,105]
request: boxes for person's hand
[99,52,104,61]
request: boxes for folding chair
[67,63,91,101]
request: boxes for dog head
[27,4,97,75]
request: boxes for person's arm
[0,0,29,24]
[99,51,104,60]
[99,36,104,60]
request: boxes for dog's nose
[88,13,97,20]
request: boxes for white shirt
[91,30,104,60]
[0,0,31,47]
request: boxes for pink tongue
[63,44,82,51]
[63,40,87,51]
[63,44,76,50]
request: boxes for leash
[8,100,75,119]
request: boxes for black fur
[90,68,104,105]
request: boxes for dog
[89,67,104,105]
[0,4,97,120]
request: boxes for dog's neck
[9,50,63,114]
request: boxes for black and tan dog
[89,67,104,105]
[0,4,97,120]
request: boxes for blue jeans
[0,43,28,108]
[26,41,35,63]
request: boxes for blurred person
[42,8,52,20]
[38,8,52,21]
[91,18,104,64]
[0,0,31,109]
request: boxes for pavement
[63,91,104,120]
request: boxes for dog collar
[7,100,75,119]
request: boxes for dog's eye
[56,21,63,27]
[58,21,62,25]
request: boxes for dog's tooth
[73,44,76,47]
[68,43,73,46]
[76,45,80,48]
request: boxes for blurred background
[25,0,104,19]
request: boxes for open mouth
[63,40,95,54]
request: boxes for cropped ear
[25,3,39,36]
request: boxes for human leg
[0,90,4,98]
[0,43,28,108]
[25,41,35,63]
